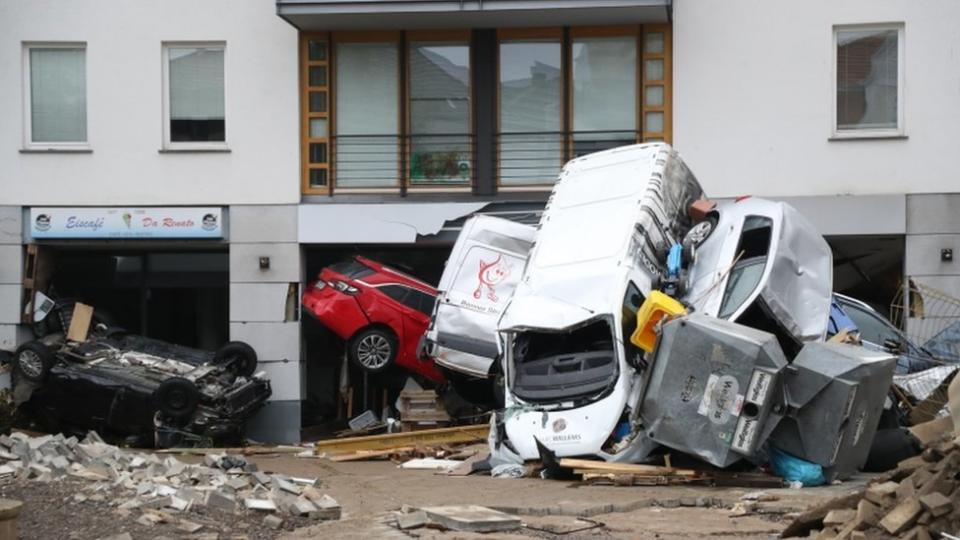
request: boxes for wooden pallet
[399,390,451,431]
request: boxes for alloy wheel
[357,334,392,369]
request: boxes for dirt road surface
[2,450,871,539]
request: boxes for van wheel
[349,328,396,373]
[13,342,55,383]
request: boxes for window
[571,35,637,156]
[409,41,472,185]
[378,285,409,304]
[833,24,904,137]
[163,43,226,148]
[304,36,330,189]
[335,39,400,188]
[839,300,902,348]
[23,43,87,148]
[499,38,563,186]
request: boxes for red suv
[302,256,444,383]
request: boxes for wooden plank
[328,447,415,462]
[559,458,697,477]
[314,424,488,454]
[66,303,94,342]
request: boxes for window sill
[829,133,908,142]
[20,147,92,154]
[159,147,232,153]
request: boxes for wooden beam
[559,458,698,477]
[314,424,489,455]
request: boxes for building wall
[0,0,300,206]
[672,0,960,198]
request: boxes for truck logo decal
[552,419,566,433]
[474,254,511,303]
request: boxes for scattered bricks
[226,477,250,491]
[0,466,14,477]
[898,455,928,474]
[909,468,933,489]
[262,515,284,530]
[272,476,302,495]
[823,509,856,526]
[244,499,278,512]
[897,478,918,500]
[140,497,173,510]
[850,531,866,540]
[865,482,899,506]
[203,454,221,468]
[310,494,341,521]
[918,512,932,525]
[919,492,952,517]
[251,471,271,486]
[167,496,190,512]
[291,497,318,517]
[879,498,923,535]
[902,526,932,540]
[203,490,237,513]
[853,499,879,530]
[178,520,203,533]
[396,510,428,530]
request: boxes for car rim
[686,221,713,245]
[18,350,43,379]
[357,334,391,369]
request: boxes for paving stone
[310,494,341,520]
[204,490,237,513]
[422,505,522,533]
[244,498,278,511]
[823,509,855,526]
[864,481,899,505]
[272,476,301,495]
[879,498,923,535]
[854,499,880,529]
[263,515,284,530]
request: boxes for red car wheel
[349,328,396,373]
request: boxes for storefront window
[335,41,400,188]
[499,40,562,185]
[572,36,637,157]
[409,42,472,185]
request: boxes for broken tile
[262,515,283,530]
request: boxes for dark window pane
[309,143,327,164]
[379,285,408,304]
[309,66,327,87]
[308,41,327,61]
[328,259,374,279]
[309,91,327,113]
[836,28,898,130]
[309,169,328,187]
[171,119,225,142]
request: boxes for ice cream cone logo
[122,212,132,229]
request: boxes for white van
[421,215,536,403]
[494,143,705,462]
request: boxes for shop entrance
[28,246,228,349]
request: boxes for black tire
[155,377,200,420]
[348,327,396,373]
[12,342,55,383]
[213,341,258,378]
[683,217,717,252]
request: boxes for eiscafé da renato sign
[29,207,223,239]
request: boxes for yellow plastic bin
[630,291,687,353]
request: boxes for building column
[0,207,23,354]
[228,205,302,444]
[905,194,960,341]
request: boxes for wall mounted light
[259,256,271,270]
[942,249,953,263]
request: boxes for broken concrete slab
[263,515,284,530]
[422,505,522,533]
[244,498,278,512]
[919,492,952,517]
[396,510,428,530]
[309,494,341,520]
[178,520,203,533]
[203,490,237,513]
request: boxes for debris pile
[785,437,960,538]
[0,430,340,531]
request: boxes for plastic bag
[768,446,825,487]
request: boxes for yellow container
[630,291,687,353]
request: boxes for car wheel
[13,342,54,383]
[349,328,396,373]
[155,377,200,420]
[683,218,716,251]
[213,341,258,378]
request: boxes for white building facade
[0,0,304,442]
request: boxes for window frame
[21,42,90,151]
[161,41,228,151]
[831,23,905,140]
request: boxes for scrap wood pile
[0,430,340,532]
[783,416,960,538]
[559,458,784,488]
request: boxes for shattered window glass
[836,27,899,131]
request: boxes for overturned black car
[11,321,271,448]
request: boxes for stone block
[203,490,237,513]
[919,492,952,517]
[396,510,427,530]
[422,505,522,533]
[879,498,923,535]
[263,515,284,530]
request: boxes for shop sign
[29,207,224,239]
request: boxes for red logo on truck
[474,254,511,303]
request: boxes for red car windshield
[327,259,375,279]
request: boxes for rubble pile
[0,430,340,531]
[791,439,960,539]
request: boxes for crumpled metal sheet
[757,202,833,343]
[923,321,960,364]
[894,364,960,402]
